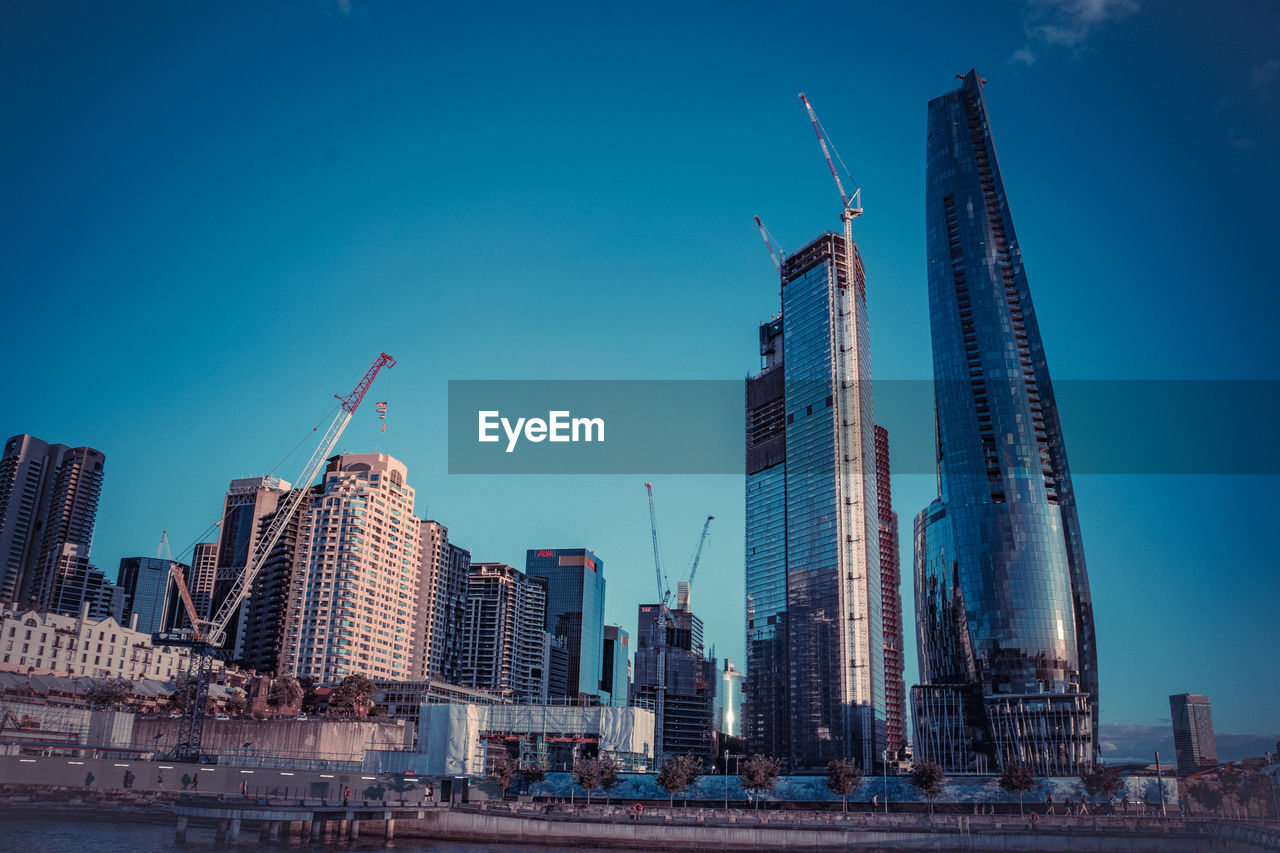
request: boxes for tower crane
[643,482,669,761]
[157,352,395,762]
[753,216,784,282]
[679,515,714,610]
[798,91,876,732]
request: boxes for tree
[298,675,321,714]
[910,761,945,815]
[656,754,704,806]
[329,674,374,717]
[998,763,1038,815]
[1237,773,1274,818]
[224,690,248,716]
[520,761,548,793]
[574,756,603,804]
[489,751,518,798]
[1079,763,1124,807]
[86,677,133,710]
[1189,781,1224,815]
[598,755,622,805]
[825,759,864,813]
[265,674,302,715]
[739,754,782,809]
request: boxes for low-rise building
[0,602,205,682]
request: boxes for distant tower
[1170,694,1218,774]
[460,562,551,698]
[525,548,607,701]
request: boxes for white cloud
[1011,0,1139,63]
[1247,57,1280,101]
[1010,48,1037,66]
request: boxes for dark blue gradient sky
[2,1,1277,742]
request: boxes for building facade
[118,557,187,635]
[237,490,311,675]
[745,232,884,770]
[460,561,551,699]
[632,601,716,762]
[282,454,422,684]
[911,70,1098,776]
[1170,693,1218,774]
[0,435,106,611]
[600,624,630,704]
[414,521,470,683]
[525,548,606,702]
[0,603,199,681]
[714,658,743,737]
[188,542,220,626]
[875,425,908,756]
[211,476,291,658]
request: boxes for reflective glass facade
[745,233,884,770]
[118,556,184,635]
[913,70,1097,773]
[525,547,606,701]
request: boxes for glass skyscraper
[745,232,884,771]
[911,70,1098,775]
[525,547,606,702]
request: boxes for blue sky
[3,1,1277,745]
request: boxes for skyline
[3,0,1278,745]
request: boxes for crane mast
[684,515,714,591]
[164,351,395,762]
[644,482,669,762]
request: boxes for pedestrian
[191,773,198,791]
[872,793,878,810]
[123,770,134,789]
[157,770,164,786]
[1045,793,1054,815]
[181,773,191,791]
[1121,795,1130,815]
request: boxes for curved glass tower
[911,71,1098,775]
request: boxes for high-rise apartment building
[875,425,908,756]
[237,490,311,675]
[525,548,606,702]
[460,561,550,698]
[414,521,471,683]
[911,70,1098,776]
[210,476,291,658]
[632,600,716,761]
[282,454,422,684]
[118,556,188,635]
[1170,693,1218,774]
[745,231,884,770]
[0,435,106,610]
[188,542,219,626]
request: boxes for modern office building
[282,454,422,684]
[632,600,716,762]
[525,548,606,702]
[875,425,908,756]
[600,624,630,704]
[745,230,884,771]
[118,556,187,635]
[0,435,106,610]
[714,658,744,737]
[911,70,1098,776]
[210,476,291,658]
[237,490,311,675]
[46,546,122,621]
[415,521,471,683]
[460,561,550,698]
[1170,693,1218,774]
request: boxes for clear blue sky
[3,1,1277,743]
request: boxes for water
[0,809,647,853]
